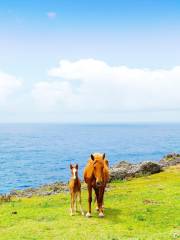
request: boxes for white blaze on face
[72,168,77,179]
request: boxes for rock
[11,211,17,214]
[0,194,11,202]
[112,161,131,168]
[159,153,180,167]
[109,161,133,180]
[164,153,180,159]
[109,167,127,180]
[110,161,161,181]
[9,182,69,198]
[139,161,161,174]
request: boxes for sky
[0,0,180,123]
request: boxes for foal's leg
[86,185,92,217]
[70,192,76,216]
[74,193,77,212]
[70,192,74,216]
[78,191,84,215]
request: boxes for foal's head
[91,153,106,187]
[70,164,79,180]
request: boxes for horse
[83,153,109,217]
[69,164,84,216]
[95,158,109,210]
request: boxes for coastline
[1,153,179,199]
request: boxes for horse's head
[91,153,106,187]
[70,164,78,180]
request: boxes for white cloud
[32,81,74,111]
[0,71,22,106]
[32,59,180,115]
[47,12,57,19]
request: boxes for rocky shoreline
[109,152,180,181]
[0,153,180,200]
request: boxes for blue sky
[0,0,180,122]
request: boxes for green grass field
[0,166,179,240]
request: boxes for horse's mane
[83,153,109,183]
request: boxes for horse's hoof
[96,207,99,211]
[70,213,74,216]
[99,212,104,218]
[81,212,84,216]
[86,212,92,217]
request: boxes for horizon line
[0,121,180,125]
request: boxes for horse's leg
[98,187,105,217]
[97,188,103,214]
[102,187,105,209]
[94,188,99,211]
[86,184,92,217]
[78,191,84,215]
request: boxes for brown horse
[83,153,109,217]
[69,164,84,216]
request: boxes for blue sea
[0,123,179,194]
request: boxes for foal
[69,164,84,216]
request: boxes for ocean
[0,123,179,193]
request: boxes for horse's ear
[70,164,73,169]
[91,154,94,161]
[102,153,105,159]
[75,164,78,169]
[104,159,109,167]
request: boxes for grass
[0,166,180,240]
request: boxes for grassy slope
[0,166,179,240]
